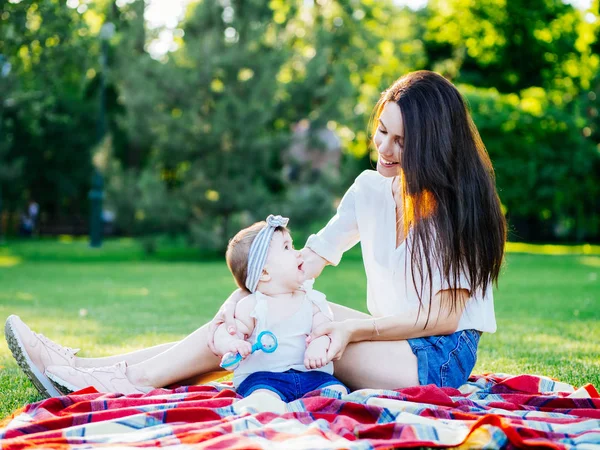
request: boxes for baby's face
[263,230,305,290]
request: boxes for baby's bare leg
[324,383,348,395]
[247,388,283,399]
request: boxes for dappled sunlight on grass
[109,287,151,297]
[159,291,179,298]
[10,316,105,339]
[476,316,600,389]
[58,235,85,243]
[522,333,599,353]
[476,353,599,389]
[506,242,600,255]
[579,256,600,268]
[0,248,17,266]
[14,292,35,301]
[0,256,22,267]
[1,238,214,263]
[0,292,35,302]
[473,350,598,387]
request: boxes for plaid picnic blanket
[1,373,599,449]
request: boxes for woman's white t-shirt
[306,170,497,333]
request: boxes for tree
[424,0,582,92]
[422,0,600,241]
[105,0,429,249]
[1,0,100,220]
[0,56,23,226]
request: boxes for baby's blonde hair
[226,221,288,290]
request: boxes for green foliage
[107,0,422,250]
[1,0,598,242]
[463,84,600,241]
[0,61,23,190]
[422,0,600,240]
[425,0,584,92]
[1,1,100,214]
[104,159,188,238]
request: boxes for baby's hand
[228,339,252,359]
[304,344,328,370]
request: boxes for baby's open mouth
[298,262,304,271]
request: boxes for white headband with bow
[245,215,289,293]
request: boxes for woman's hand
[300,247,328,280]
[307,320,353,363]
[207,289,249,355]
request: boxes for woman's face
[373,101,404,178]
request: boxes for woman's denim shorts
[407,329,480,389]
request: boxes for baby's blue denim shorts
[407,329,481,388]
[237,369,346,402]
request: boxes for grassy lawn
[0,238,599,420]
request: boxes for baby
[213,215,348,401]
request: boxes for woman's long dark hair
[374,71,507,327]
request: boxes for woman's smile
[373,102,404,177]
[379,155,399,167]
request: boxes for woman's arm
[348,289,470,342]
[212,319,253,356]
[207,287,251,354]
[212,295,256,356]
[309,289,469,362]
[300,247,329,280]
[303,174,364,271]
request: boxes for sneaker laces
[34,332,80,359]
[55,361,151,394]
[80,361,127,375]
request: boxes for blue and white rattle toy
[219,330,278,371]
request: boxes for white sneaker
[46,361,152,395]
[4,315,79,398]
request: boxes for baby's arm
[213,295,257,357]
[304,304,332,369]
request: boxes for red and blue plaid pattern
[2,373,599,449]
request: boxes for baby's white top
[233,280,334,388]
[306,170,497,333]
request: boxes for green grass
[1,238,599,420]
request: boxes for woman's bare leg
[124,322,222,388]
[329,302,419,390]
[28,300,417,392]
[68,325,224,388]
[76,338,229,387]
[75,342,178,368]
[8,308,230,395]
[93,301,417,390]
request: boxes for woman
[6,70,506,397]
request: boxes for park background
[0,0,599,419]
